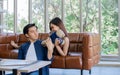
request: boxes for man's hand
[45,37,54,60]
[11,40,19,48]
[45,38,54,51]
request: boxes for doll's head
[49,29,65,45]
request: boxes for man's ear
[25,34,29,38]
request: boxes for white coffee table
[0,59,51,75]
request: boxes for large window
[47,0,62,32]
[0,0,14,33]
[17,0,28,33]
[0,0,120,60]
[82,0,99,33]
[48,0,61,20]
[101,0,118,55]
[65,0,80,32]
[32,0,45,32]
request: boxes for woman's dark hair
[23,23,38,35]
[49,17,68,37]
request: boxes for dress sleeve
[50,32,59,44]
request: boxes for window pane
[17,0,28,33]
[45,0,62,32]
[65,0,80,32]
[48,0,61,20]
[32,0,44,32]
[82,0,99,33]
[0,0,14,33]
[101,0,118,55]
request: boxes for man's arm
[18,46,24,59]
[45,38,54,60]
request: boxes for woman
[49,17,69,56]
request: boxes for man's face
[26,26,39,42]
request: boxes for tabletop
[0,59,51,73]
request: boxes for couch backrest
[0,33,18,50]
[68,33,83,52]
[0,33,100,59]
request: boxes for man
[18,23,54,75]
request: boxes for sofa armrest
[82,33,100,70]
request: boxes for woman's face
[50,23,60,31]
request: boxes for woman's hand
[55,38,60,46]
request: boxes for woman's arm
[55,37,69,56]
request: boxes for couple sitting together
[9,17,69,75]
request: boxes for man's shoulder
[36,40,42,44]
[35,40,46,48]
[20,42,30,47]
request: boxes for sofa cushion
[65,55,82,69]
[50,56,65,68]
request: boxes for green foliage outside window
[101,0,118,55]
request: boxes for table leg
[0,71,5,75]
[13,69,18,75]
[39,68,42,75]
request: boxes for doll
[41,29,65,46]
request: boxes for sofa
[0,33,100,75]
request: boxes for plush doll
[41,29,65,46]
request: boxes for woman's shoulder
[64,37,69,41]
[63,37,69,45]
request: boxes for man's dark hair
[23,23,38,35]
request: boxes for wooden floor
[49,66,120,75]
